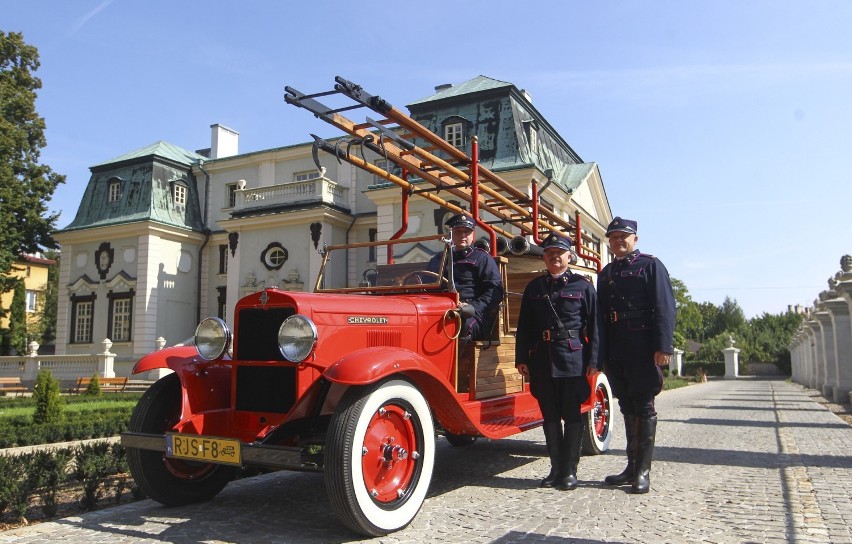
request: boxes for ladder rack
[285,76,601,271]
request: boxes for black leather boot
[632,416,657,494]
[604,414,638,485]
[556,422,583,491]
[540,422,563,487]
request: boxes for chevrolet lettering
[347,316,389,324]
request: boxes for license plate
[165,433,242,465]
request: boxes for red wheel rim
[361,402,418,504]
[592,384,610,439]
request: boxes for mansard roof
[60,141,205,233]
[406,75,586,195]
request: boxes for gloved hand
[458,302,476,319]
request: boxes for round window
[261,242,288,270]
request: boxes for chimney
[435,83,453,93]
[210,124,239,159]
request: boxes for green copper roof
[92,141,207,168]
[407,75,514,106]
[61,141,205,232]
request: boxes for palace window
[444,122,464,147]
[218,244,228,275]
[294,170,321,182]
[108,291,134,342]
[227,183,237,208]
[108,180,121,202]
[174,183,187,206]
[70,294,96,344]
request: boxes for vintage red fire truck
[121,77,613,537]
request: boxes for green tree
[33,249,58,346]
[84,373,102,396]
[711,297,746,338]
[0,31,65,291]
[6,278,26,355]
[671,277,702,350]
[32,368,63,424]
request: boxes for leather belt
[542,329,579,341]
[609,309,652,323]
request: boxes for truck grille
[235,365,296,413]
[235,307,294,361]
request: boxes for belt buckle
[610,311,618,323]
[542,330,551,341]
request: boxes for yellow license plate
[166,433,242,465]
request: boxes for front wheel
[582,372,613,455]
[325,379,435,537]
[126,373,239,506]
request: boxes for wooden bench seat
[71,376,128,394]
[0,377,28,397]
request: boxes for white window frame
[444,122,464,147]
[110,297,132,342]
[25,290,37,312]
[226,183,237,208]
[74,301,93,344]
[174,184,187,206]
[529,126,538,153]
[294,170,321,182]
[265,247,287,268]
[108,181,121,202]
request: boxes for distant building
[0,253,56,347]
[53,76,614,369]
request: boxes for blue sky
[4,0,851,318]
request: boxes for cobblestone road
[2,378,851,544]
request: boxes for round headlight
[195,317,231,361]
[278,315,317,362]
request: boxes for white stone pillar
[97,338,116,378]
[813,302,837,399]
[832,257,852,402]
[669,348,683,377]
[722,335,740,379]
[147,337,173,380]
[24,341,40,381]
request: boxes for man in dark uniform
[597,217,675,494]
[428,214,503,346]
[515,233,600,491]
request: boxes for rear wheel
[582,372,613,455]
[126,373,238,506]
[325,379,435,536]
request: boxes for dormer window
[174,183,187,206]
[108,180,121,202]
[523,120,540,155]
[444,122,464,147]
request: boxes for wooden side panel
[473,334,524,399]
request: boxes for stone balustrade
[789,254,852,403]
[234,177,348,212]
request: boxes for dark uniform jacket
[515,272,600,383]
[597,249,676,363]
[428,246,503,327]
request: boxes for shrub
[32,369,63,425]
[84,374,102,397]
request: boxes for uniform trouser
[535,376,589,481]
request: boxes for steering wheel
[400,270,448,287]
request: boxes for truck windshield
[314,234,451,294]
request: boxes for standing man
[428,214,503,346]
[515,233,600,491]
[597,217,675,494]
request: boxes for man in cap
[515,232,600,491]
[428,214,504,347]
[597,216,675,494]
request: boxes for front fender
[323,346,449,386]
[132,345,200,374]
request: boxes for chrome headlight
[195,317,231,361]
[278,314,317,362]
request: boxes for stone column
[832,255,852,402]
[669,348,684,377]
[807,313,825,392]
[24,341,40,381]
[813,296,837,399]
[722,335,740,379]
[789,330,806,385]
[97,338,116,378]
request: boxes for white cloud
[69,0,114,35]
